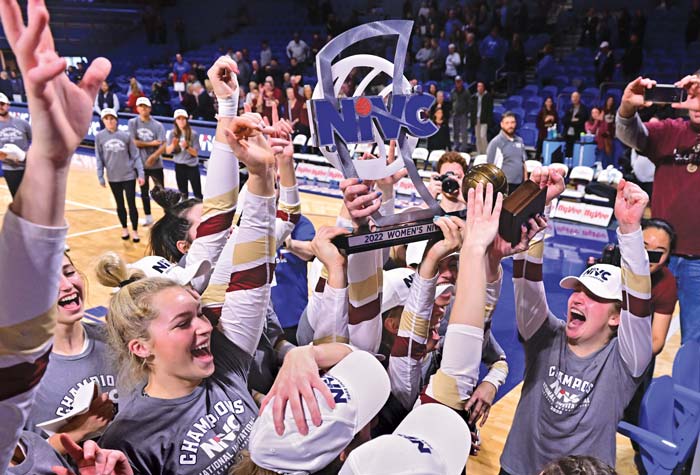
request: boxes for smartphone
[644,84,687,104]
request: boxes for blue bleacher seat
[504,96,523,110]
[525,96,543,111]
[542,85,558,99]
[520,125,538,148]
[526,111,539,123]
[673,340,700,393]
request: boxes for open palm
[0,0,111,164]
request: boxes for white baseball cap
[405,240,459,268]
[136,97,152,107]
[0,93,9,104]
[0,143,25,162]
[600,41,610,49]
[339,403,471,475]
[173,108,188,119]
[559,263,622,301]
[382,268,454,314]
[100,108,117,119]
[249,350,391,474]
[128,256,211,287]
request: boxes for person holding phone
[616,74,700,344]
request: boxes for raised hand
[672,75,700,112]
[464,380,497,427]
[619,76,656,117]
[340,177,382,226]
[310,226,350,269]
[529,165,565,206]
[425,216,464,265]
[206,55,239,98]
[0,0,111,166]
[463,183,503,252]
[614,179,648,234]
[52,435,133,475]
[224,113,276,176]
[488,215,548,261]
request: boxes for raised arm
[423,183,502,410]
[185,57,241,279]
[0,1,109,471]
[388,216,464,410]
[615,77,656,152]
[614,180,653,377]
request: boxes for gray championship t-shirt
[0,116,31,171]
[7,431,71,475]
[99,330,258,475]
[500,314,640,474]
[167,129,201,167]
[128,117,165,170]
[486,132,527,185]
[95,128,142,184]
[27,323,118,432]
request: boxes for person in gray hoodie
[95,108,144,242]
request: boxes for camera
[587,243,662,269]
[436,171,460,194]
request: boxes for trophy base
[333,209,466,254]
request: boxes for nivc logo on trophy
[308,20,451,253]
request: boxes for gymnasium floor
[0,151,681,474]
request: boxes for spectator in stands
[287,32,310,65]
[245,81,259,108]
[310,31,325,58]
[126,78,145,113]
[427,37,443,81]
[191,61,207,85]
[631,9,647,42]
[257,76,283,124]
[94,80,120,117]
[504,34,526,94]
[479,26,507,83]
[471,81,494,154]
[150,81,171,117]
[536,96,559,158]
[251,59,264,85]
[620,34,643,82]
[172,53,191,83]
[0,71,12,100]
[487,111,527,194]
[451,76,471,152]
[260,40,272,68]
[235,51,252,91]
[166,109,201,200]
[0,93,31,198]
[686,0,700,45]
[563,91,590,157]
[585,107,613,167]
[616,74,700,343]
[180,83,197,118]
[265,58,284,87]
[414,38,433,83]
[594,41,615,86]
[535,44,556,87]
[428,90,450,152]
[288,57,303,77]
[444,8,463,38]
[462,31,481,84]
[9,70,24,102]
[190,81,216,121]
[444,43,461,80]
[284,87,309,136]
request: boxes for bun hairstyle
[148,186,201,263]
[95,251,181,390]
[540,455,617,475]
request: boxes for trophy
[308,20,545,254]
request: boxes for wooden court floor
[0,157,681,474]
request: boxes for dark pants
[498,469,513,475]
[140,167,164,216]
[109,180,139,230]
[3,169,24,197]
[175,163,202,199]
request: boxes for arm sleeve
[0,209,66,473]
[347,246,384,353]
[388,272,439,410]
[423,324,484,410]
[617,228,653,378]
[513,229,550,340]
[95,138,105,185]
[185,139,240,283]
[486,139,496,164]
[615,111,649,153]
[218,191,276,356]
[481,332,509,390]
[307,284,349,344]
[275,184,302,246]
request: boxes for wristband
[217,96,238,118]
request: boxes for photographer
[428,151,467,213]
[616,74,700,343]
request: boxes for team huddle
[0,1,687,475]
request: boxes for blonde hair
[228,451,276,475]
[95,252,180,390]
